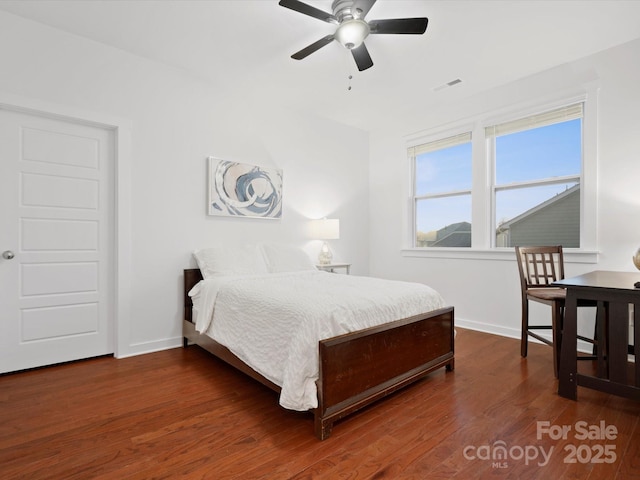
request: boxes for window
[407,100,589,252]
[410,132,472,247]
[488,103,583,248]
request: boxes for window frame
[402,90,599,263]
[487,102,584,248]
[410,130,473,248]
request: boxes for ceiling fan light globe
[335,19,369,49]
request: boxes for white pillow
[193,245,268,278]
[262,243,317,273]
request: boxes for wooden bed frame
[182,268,455,440]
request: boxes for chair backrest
[515,246,565,292]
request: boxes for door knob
[2,250,15,260]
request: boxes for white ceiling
[1,0,640,131]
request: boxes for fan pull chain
[345,52,355,91]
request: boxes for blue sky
[415,119,581,234]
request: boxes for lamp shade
[312,218,340,240]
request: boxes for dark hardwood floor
[1,328,638,479]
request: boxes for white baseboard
[115,337,183,359]
[455,317,597,354]
[456,317,520,339]
[115,317,608,360]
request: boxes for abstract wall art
[207,157,283,219]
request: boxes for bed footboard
[183,268,454,441]
[314,307,455,440]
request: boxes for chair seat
[527,288,566,302]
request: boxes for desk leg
[635,304,640,388]
[608,302,629,385]
[596,301,608,379]
[558,289,578,400]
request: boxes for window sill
[401,248,599,264]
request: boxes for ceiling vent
[433,78,462,92]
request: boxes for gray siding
[508,188,580,247]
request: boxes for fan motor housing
[332,0,361,22]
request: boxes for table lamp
[633,247,640,270]
[312,218,340,265]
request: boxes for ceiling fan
[279,0,428,72]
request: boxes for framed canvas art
[208,157,283,219]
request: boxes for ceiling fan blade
[291,35,335,60]
[352,0,377,20]
[278,0,338,24]
[368,18,428,34]
[351,43,374,71]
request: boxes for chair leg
[521,301,529,358]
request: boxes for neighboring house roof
[429,221,471,247]
[497,183,580,248]
[499,184,579,228]
[431,231,472,247]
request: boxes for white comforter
[190,270,445,411]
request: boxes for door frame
[0,91,132,359]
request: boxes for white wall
[2,9,637,357]
[369,37,640,339]
[0,11,370,356]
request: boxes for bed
[182,244,455,440]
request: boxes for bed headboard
[183,268,203,323]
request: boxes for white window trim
[401,247,599,263]
[402,86,600,263]
[404,123,475,249]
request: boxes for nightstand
[316,263,351,274]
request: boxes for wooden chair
[515,246,597,377]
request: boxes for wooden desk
[554,271,640,401]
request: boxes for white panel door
[0,108,114,373]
